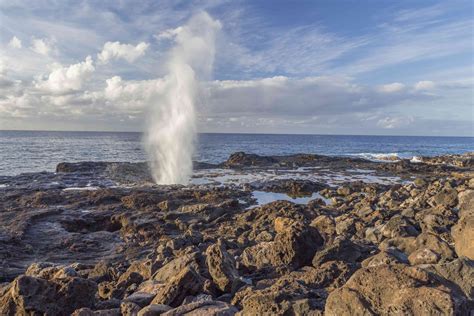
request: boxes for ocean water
[0,130,473,176]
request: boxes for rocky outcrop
[205,240,239,292]
[0,152,473,314]
[242,221,323,269]
[325,264,469,315]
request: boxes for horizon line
[1,129,473,138]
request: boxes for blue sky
[0,0,473,136]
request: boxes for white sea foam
[145,12,221,184]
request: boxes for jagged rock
[379,236,417,255]
[379,215,419,238]
[153,252,202,283]
[72,308,121,316]
[408,248,440,265]
[205,240,239,292]
[0,275,97,316]
[138,304,173,316]
[121,301,141,316]
[123,292,155,307]
[325,264,469,315]
[457,190,474,218]
[161,300,238,316]
[151,267,202,307]
[361,249,408,267]
[310,215,336,242]
[414,232,454,261]
[312,238,368,267]
[424,258,474,300]
[451,215,474,260]
[242,223,323,269]
[428,189,458,208]
[234,278,325,315]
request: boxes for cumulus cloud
[35,56,95,94]
[30,37,56,55]
[97,41,149,64]
[8,36,22,49]
[377,82,405,93]
[414,80,435,91]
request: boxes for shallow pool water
[250,190,332,207]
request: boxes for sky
[0,0,473,136]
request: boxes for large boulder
[151,267,203,307]
[457,190,474,218]
[312,238,368,267]
[153,252,203,283]
[451,215,474,260]
[162,300,238,316]
[205,240,239,292]
[234,278,324,315]
[325,264,468,315]
[242,222,322,270]
[0,275,97,316]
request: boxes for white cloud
[8,36,22,49]
[377,115,414,129]
[97,41,149,64]
[377,82,405,93]
[35,56,95,94]
[30,37,56,55]
[414,80,435,91]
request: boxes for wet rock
[256,179,326,197]
[205,240,239,292]
[325,264,468,315]
[336,186,352,196]
[223,152,277,168]
[451,215,474,260]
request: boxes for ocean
[0,130,473,176]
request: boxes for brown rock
[242,223,322,269]
[151,267,202,307]
[138,304,173,316]
[0,275,97,316]
[205,240,239,292]
[153,252,202,283]
[451,215,474,260]
[325,264,466,315]
[408,248,440,265]
[161,300,238,316]
[457,190,474,218]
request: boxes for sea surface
[0,130,473,176]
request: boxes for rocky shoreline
[0,152,473,315]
